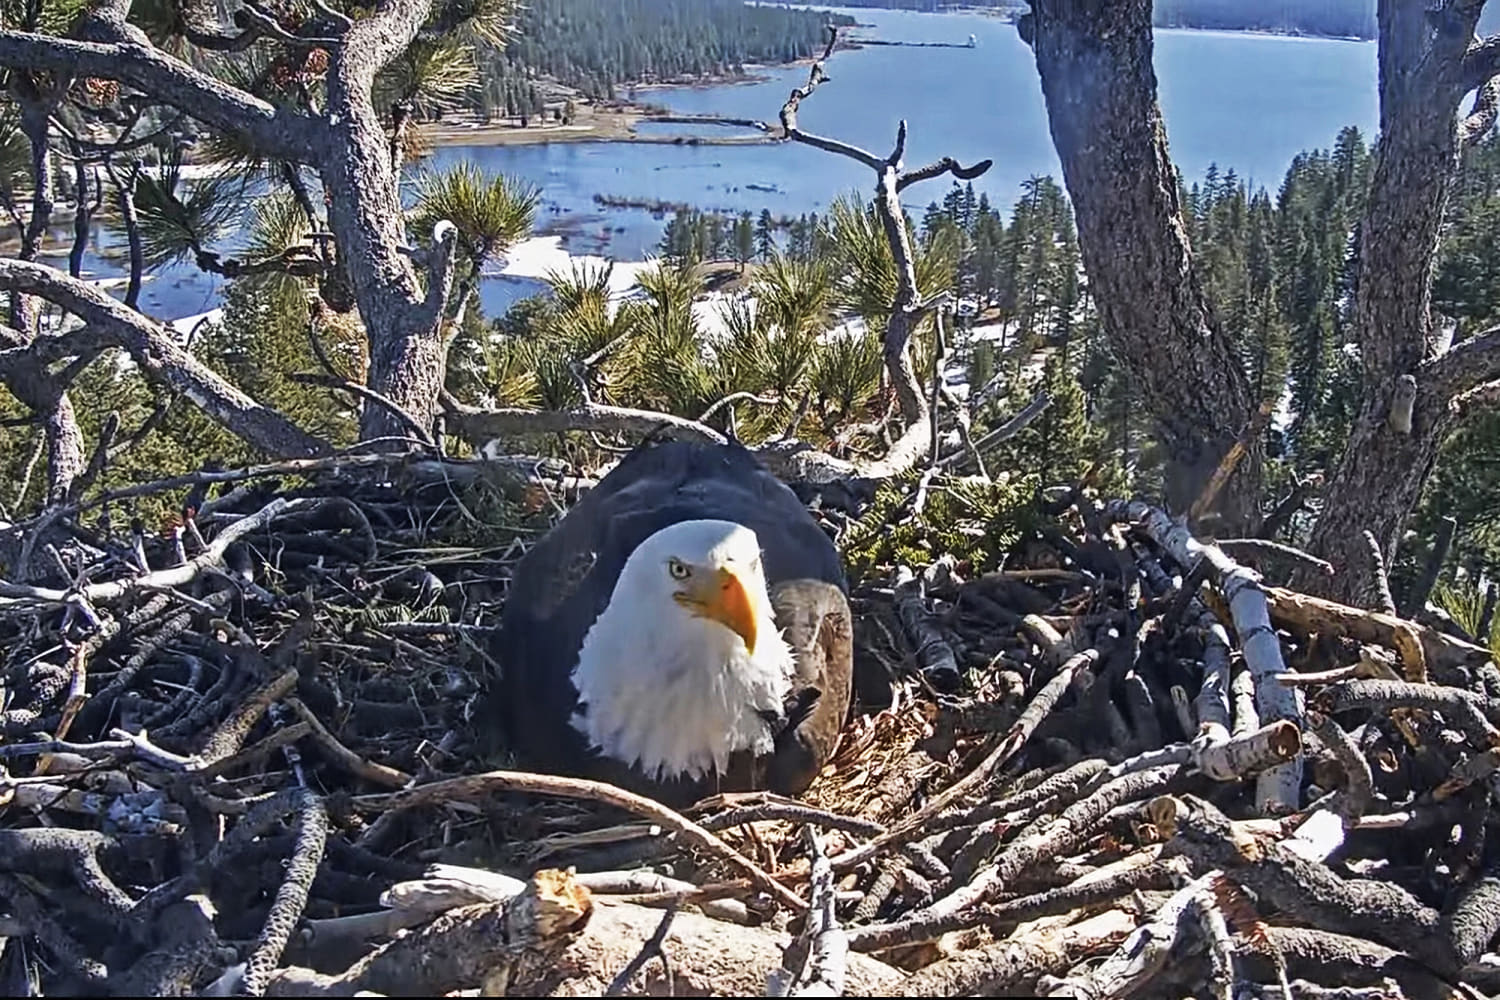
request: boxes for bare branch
[288,373,437,449]
[1461,75,1500,147]
[442,395,727,447]
[1451,377,1500,419]
[896,155,993,192]
[777,27,882,169]
[1461,33,1500,95]
[332,0,437,92]
[0,260,330,459]
[1419,323,1500,400]
[940,391,1052,471]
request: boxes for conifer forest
[0,1,1496,996]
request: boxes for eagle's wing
[765,578,854,796]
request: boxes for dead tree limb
[1404,515,1458,618]
[0,259,329,459]
[771,24,991,481]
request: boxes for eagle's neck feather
[569,600,792,782]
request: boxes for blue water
[70,6,1380,321]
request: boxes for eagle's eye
[667,557,690,580]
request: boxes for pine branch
[1420,324,1500,402]
[1461,32,1500,95]
[0,32,316,164]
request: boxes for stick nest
[0,457,1496,998]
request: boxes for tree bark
[317,0,453,445]
[0,0,459,454]
[1,79,87,501]
[1020,0,1260,532]
[1296,0,1500,603]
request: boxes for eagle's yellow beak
[675,565,758,655]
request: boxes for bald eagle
[496,439,853,805]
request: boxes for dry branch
[353,769,808,911]
[1103,498,1304,813]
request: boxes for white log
[1104,500,1304,815]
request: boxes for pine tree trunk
[1020,0,1261,531]
[319,5,450,446]
[1298,0,1489,603]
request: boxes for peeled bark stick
[264,869,592,996]
[351,769,807,912]
[830,648,1101,875]
[281,888,907,997]
[1104,498,1303,814]
[1192,719,1302,780]
[1186,885,1237,1000]
[1038,869,1220,1000]
[1255,584,1500,683]
[779,829,847,998]
[1193,610,1233,737]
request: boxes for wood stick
[1104,499,1303,814]
[351,769,808,912]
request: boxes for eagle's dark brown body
[494,439,854,805]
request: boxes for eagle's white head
[570,519,794,782]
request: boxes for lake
[72,5,1380,322]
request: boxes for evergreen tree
[755,209,776,261]
[734,211,755,273]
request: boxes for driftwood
[0,454,1492,997]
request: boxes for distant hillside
[476,0,857,114]
[816,0,1378,40]
[1155,0,1375,39]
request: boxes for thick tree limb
[1460,75,1500,147]
[1022,0,1260,528]
[0,32,316,162]
[0,260,329,459]
[444,395,727,447]
[1418,323,1500,402]
[1297,1,1494,603]
[1461,32,1500,95]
